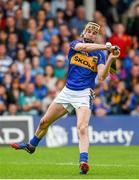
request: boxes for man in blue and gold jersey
[11,22,120,174]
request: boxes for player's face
[84,28,98,42]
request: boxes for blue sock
[80,152,88,163]
[30,135,41,147]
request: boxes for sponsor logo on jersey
[70,53,98,72]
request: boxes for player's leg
[76,106,91,174]
[11,102,68,153]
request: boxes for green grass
[0,146,139,179]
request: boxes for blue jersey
[66,40,106,90]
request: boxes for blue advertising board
[33,115,139,147]
[0,115,139,146]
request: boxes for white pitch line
[0,162,139,167]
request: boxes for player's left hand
[109,46,120,59]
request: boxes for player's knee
[77,124,88,136]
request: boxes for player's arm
[73,42,111,52]
[97,49,120,81]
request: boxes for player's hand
[109,46,120,59]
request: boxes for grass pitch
[0,146,139,179]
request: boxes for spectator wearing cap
[54,54,67,79]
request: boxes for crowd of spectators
[0,0,139,116]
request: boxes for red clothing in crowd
[0,18,6,29]
[109,34,132,58]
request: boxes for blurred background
[0,0,139,147]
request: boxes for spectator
[34,74,48,100]
[50,35,60,55]
[40,45,56,67]
[15,8,25,30]
[131,103,139,116]
[51,0,66,16]
[31,56,44,76]
[35,30,48,53]
[54,55,67,79]
[129,83,139,111]
[18,83,41,115]
[44,64,57,90]
[127,4,139,42]
[93,96,109,116]
[15,48,29,75]
[4,104,19,115]
[5,0,16,17]
[30,0,44,17]
[22,18,38,45]
[37,10,46,30]
[70,6,88,34]
[59,23,71,43]
[19,64,35,91]
[64,0,75,22]
[61,41,70,67]
[42,1,53,19]
[126,64,139,91]
[0,10,6,30]
[0,30,7,44]
[43,18,59,42]
[0,85,7,115]
[11,79,20,103]
[55,8,66,26]
[5,16,21,38]
[7,33,18,59]
[0,43,13,82]
[109,23,133,58]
